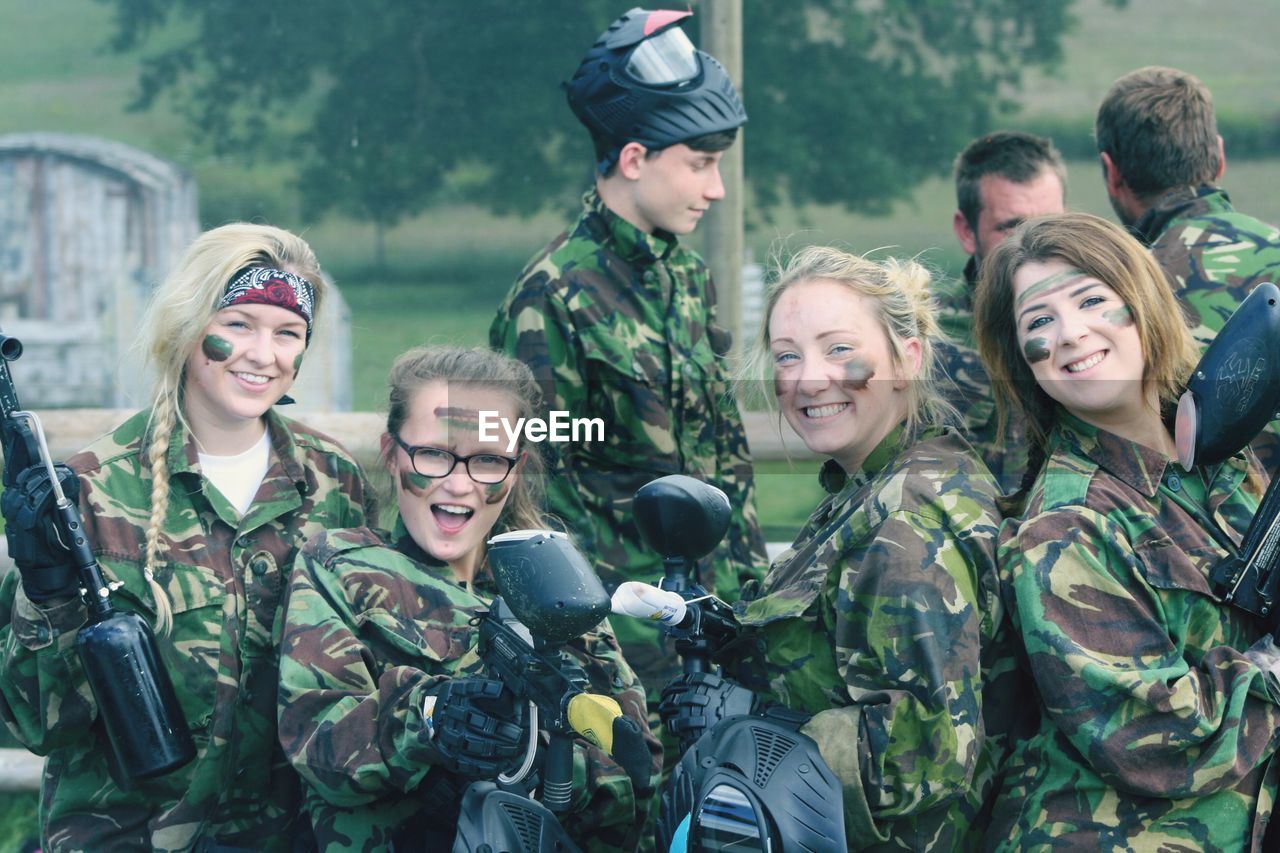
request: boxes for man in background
[1097,65,1280,471]
[935,131,1067,491]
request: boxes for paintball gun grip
[565,693,653,797]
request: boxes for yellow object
[566,693,623,754]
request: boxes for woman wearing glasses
[277,346,660,852]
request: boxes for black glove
[1,463,81,602]
[660,670,761,748]
[424,677,527,779]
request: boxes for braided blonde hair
[742,244,956,444]
[135,224,327,633]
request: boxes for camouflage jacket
[990,411,1280,851]
[0,407,374,852]
[934,257,1029,493]
[490,187,767,696]
[725,426,1027,851]
[1134,184,1280,473]
[276,519,662,853]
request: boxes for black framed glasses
[392,434,519,485]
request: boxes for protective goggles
[624,26,700,87]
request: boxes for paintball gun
[453,530,652,853]
[617,474,739,672]
[1175,283,1280,633]
[0,328,195,785]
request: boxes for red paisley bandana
[218,267,316,342]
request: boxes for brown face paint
[484,479,512,505]
[1023,337,1051,364]
[202,335,234,362]
[843,358,875,390]
[1103,306,1134,327]
[1015,267,1089,308]
[434,406,482,434]
[400,469,433,494]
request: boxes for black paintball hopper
[486,530,611,645]
[1176,282,1280,469]
[633,474,731,564]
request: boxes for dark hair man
[935,131,1067,491]
[490,9,767,717]
[1097,65,1280,472]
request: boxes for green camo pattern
[0,407,374,852]
[490,188,768,698]
[724,427,1028,850]
[990,410,1280,851]
[1137,185,1280,474]
[276,520,662,852]
[933,258,1029,493]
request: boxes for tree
[101,0,1073,233]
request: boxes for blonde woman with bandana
[0,223,374,851]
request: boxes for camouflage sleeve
[277,544,468,807]
[799,507,989,840]
[561,617,662,852]
[1003,506,1280,796]
[0,570,96,753]
[490,281,597,554]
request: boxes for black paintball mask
[565,7,747,174]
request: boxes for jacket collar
[817,423,912,496]
[1131,184,1232,246]
[581,187,677,265]
[167,407,308,491]
[1051,409,1169,498]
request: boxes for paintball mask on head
[565,7,747,174]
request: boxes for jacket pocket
[356,608,474,669]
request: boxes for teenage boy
[491,8,767,709]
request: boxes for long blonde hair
[136,223,327,633]
[741,244,956,445]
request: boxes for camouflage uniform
[490,188,768,696]
[990,411,1280,851]
[277,519,662,853]
[0,407,374,852]
[1134,184,1280,473]
[724,426,1027,850]
[934,257,1029,493]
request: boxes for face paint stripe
[1103,306,1134,327]
[1023,337,1051,363]
[1015,268,1089,308]
[844,359,874,390]
[202,335,234,362]
[400,469,433,494]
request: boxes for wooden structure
[0,133,352,411]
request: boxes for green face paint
[400,469,433,493]
[843,358,875,390]
[1015,267,1089,308]
[484,479,512,505]
[1103,306,1134,327]
[293,353,304,372]
[1023,337,1051,364]
[202,335,234,362]
[434,406,482,435]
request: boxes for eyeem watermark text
[479,411,604,453]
